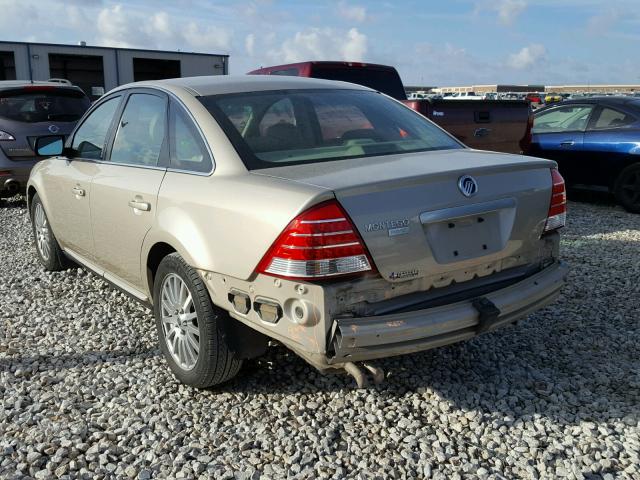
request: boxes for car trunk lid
[253,149,555,284]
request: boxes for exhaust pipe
[344,361,386,388]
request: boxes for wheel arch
[145,241,177,302]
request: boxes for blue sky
[0,0,638,86]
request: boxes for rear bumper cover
[0,152,36,195]
[328,260,568,363]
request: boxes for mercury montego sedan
[27,76,568,388]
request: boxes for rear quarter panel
[141,171,332,294]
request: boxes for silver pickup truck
[27,75,568,388]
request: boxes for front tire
[30,193,66,271]
[153,253,242,388]
[613,163,640,213]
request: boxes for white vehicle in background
[444,92,486,100]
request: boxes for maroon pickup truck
[249,61,532,154]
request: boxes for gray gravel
[1,193,639,479]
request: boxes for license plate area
[420,198,517,265]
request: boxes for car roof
[560,96,640,107]
[536,96,640,114]
[112,75,373,97]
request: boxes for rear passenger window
[110,93,167,166]
[72,96,120,160]
[170,105,212,173]
[592,107,635,129]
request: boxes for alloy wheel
[160,273,200,371]
[34,203,51,262]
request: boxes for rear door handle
[72,187,85,197]
[560,141,575,147]
[128,200,151,212]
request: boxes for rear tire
[153,253,242,388]
[613,163,640,213]
[30,193,67,271]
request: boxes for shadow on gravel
[0,348,160,375]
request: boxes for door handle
[560,141,575,147]
[128,200,151,212]
[72,187,85,197]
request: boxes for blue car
[529,97,640,212]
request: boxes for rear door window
[109,93,167,167]
[71,96,121,160]
[590,107,636,130]
[0,89,90,123]
[533,105,594,133]
[169,104,212,173]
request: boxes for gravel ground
[1,194,639,480]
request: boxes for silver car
[27,76,568,388]
[0,81,90,198]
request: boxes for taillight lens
[256,200,374,279]
[544,168,566,233]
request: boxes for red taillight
[256,200,375,279]
[544,168,566,233]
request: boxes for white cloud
[507,43,546,69]
[496,0,527,25]
[586,10,621,35]
[338,2,367,23]
[183,22,231,51]
[269,27,367,63]
[475,0,527,25]
[93,4,231,52]
[245,33,255,56]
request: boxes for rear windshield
[311,66,407,100]
[0,89,90,123]
[199,89,462,170]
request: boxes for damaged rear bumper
[328,260,568,363]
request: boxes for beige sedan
[28,76,567,388]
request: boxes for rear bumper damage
[201,256,567,383]
[328,260,568,363]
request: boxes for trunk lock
[472,297,501,334]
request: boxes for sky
[0,0,638,87]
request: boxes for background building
[434,84,545,94]
[0,41,228,100]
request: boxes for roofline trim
[0,40,229,58]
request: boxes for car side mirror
[35,135,64,157]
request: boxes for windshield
[200,89,463,170]
[0,89,90,123]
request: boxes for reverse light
[256,200,374,279]
[0,130,15,141]
[544,168,567,233]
